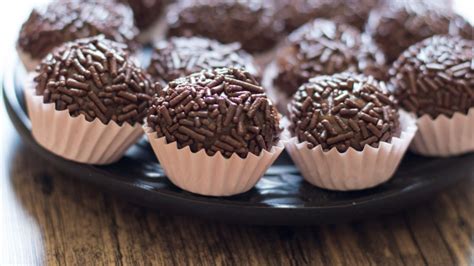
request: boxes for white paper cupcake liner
[17,46,41,72]
[24,76,144,165]
[145,127,284,196]
[284,111,418,191]
[410,108,474,157]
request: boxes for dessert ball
[166,0,284,53]
[274,0,378,32]
[272,19,386,97]
[147,37,259,84]
[34,36,158,125]
[120,0,171,30]
[389,35,474,119]
[147,67,281,158]
[289,72,400,152]
[366,0,473,63]
[18,0,138,61]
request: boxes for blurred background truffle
[366,0,473,63]
[166,0,284,53]
[18,0,138,62]
[147,36,259,84]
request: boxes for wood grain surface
[1,97,473,265]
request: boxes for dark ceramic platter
[3,62,474,225]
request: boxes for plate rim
[3,61,470,225]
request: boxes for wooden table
[1,1,473,265]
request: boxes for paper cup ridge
[285,111,418,191]
[145,126,284,196]
[24,76,143,165]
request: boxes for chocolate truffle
[147,37,259,84]
[274,0,378,32]
[120,0,170,30]
[289,72,400,152]
[166,0,284,53]
[389,35,474,119]
[147,67,281,158]
[272,19,386,97]
[34,36,158,125]
[366,0,473,63]
[18,0,138,60]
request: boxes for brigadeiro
[389,35,474,157]
[17,0,138,71]
[166,0,284,53]
[147,36,259,85]
[145,67,284,196]
[24,36,159,164]
[285,72,417,191]
[366,0,473,63]
[263,19,386,113]
[274,0,378,33]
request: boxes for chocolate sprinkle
[34,36,159,126]
[18,0,138,60]
[389,35,474,119]
[366,0,473,63]
[147,67,281,158]
[147,37,259,84]
[166,0,284,53]
[289,72,401,152]
[273,19,387,97]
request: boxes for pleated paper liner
[24,76,143,165]
[145,126,285,196]
[410,108,474,157]
[285,111,418,191]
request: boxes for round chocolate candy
[289,72,400,152]
[166,0,284,53]
[366,0,473,63]
[272,19,386,97]
[34,36,158,125]
[274,0,378,32]
[18,0,138,60]
[147,37,259,84]
[120,0,170,30]
[147,67,281,158]
[389,35,474,119]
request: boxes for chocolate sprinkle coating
[289,72,400,152]
[147,67,281,158]
[273,19,387,97]
[18,0,138,60]
[34,36,158,126]
[166,0,284,53]
[366,0,473,63]
[147,37,259,84]
[389,35,474,119]
[120,0,171,29]
[274,0,378,32]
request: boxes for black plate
[3,61,474,225]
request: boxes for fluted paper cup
[410,108,474,157]
[24,76,143,165]
[285,111,417,191]
[145,127,284,196]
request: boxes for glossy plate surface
[3,62,474,225]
